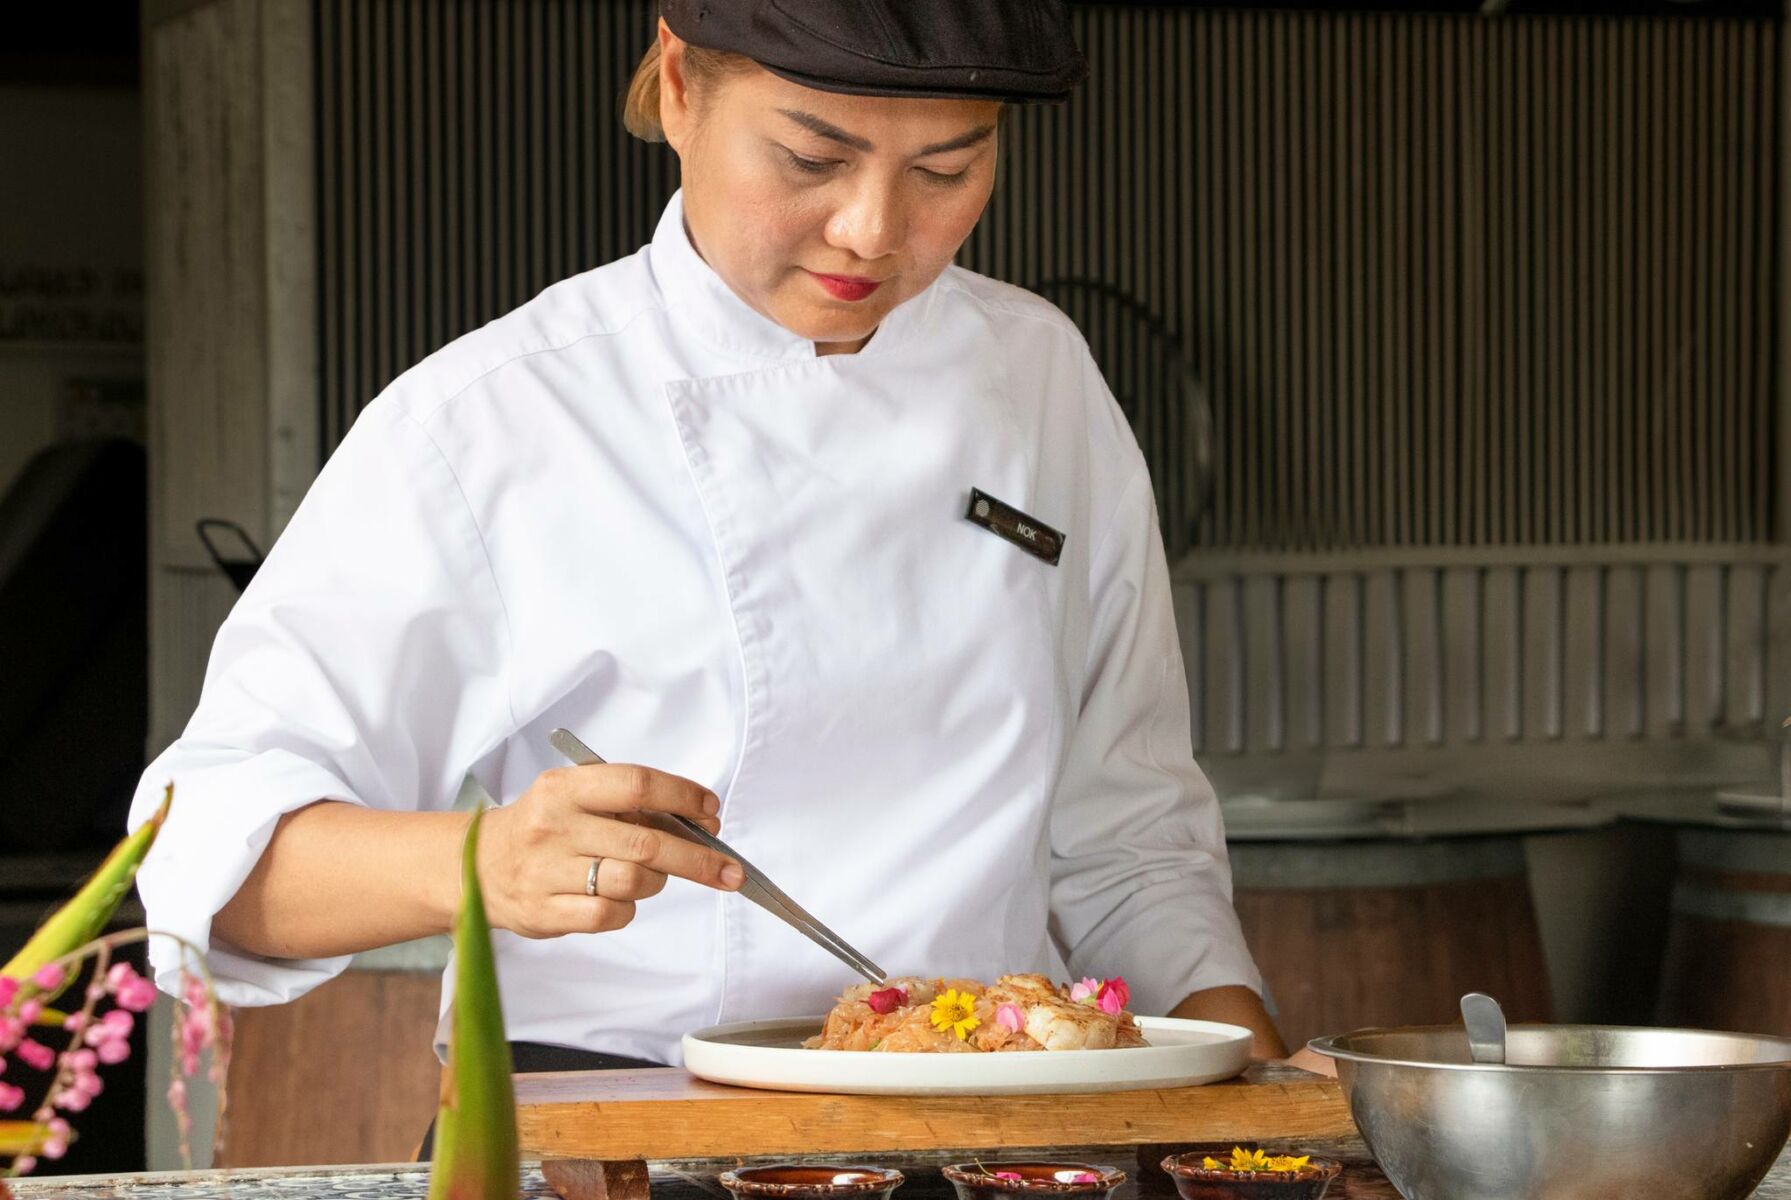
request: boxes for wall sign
[0,264,144,344]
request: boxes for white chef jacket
[127,191,1262,1065]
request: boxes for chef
[127,0,1299,1078]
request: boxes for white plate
[680,1014,1253,1096]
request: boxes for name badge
[965,488,1064,566]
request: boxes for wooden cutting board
[515,1062,1354,1160]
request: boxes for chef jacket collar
[648,190,939,365]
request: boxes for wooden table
[514,1064,1355,1200]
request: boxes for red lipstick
[807,270,882,302]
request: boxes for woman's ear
[657,19,695,153]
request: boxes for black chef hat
[659,0,1087,102]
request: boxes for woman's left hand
[1282,1045,1338,1077]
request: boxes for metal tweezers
[548,728,887,985]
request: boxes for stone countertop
[11,1141,1790,1200]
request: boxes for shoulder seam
[933,270,1084,337]
[408,298,664,424]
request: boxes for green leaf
[2,786,172,1001]
[427,807,519,1200]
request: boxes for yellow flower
[1208,1148,1311,1174]
[930,988,981,1041]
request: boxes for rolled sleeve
[128,404,514,1005]
[1047,470,1262,1016]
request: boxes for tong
[548,728,887,985]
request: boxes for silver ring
[585,857,603,897]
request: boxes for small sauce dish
[718,1165,905,1200]
[942,1161,1127,1200]
[1161,1150,1341,1200]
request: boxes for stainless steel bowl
[1311,1024,1791,1200]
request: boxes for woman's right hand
[475,764,745,938]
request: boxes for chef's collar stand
[659,0,1088,102]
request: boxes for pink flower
[108,962,161,1010]
[31,963,65,992]
[13,1155,36,1174]
[85,1008,133,1048]
[0,976,18,1007]
[68,1049,98,1072]
[866,986,908,1015]
[995,1003,1025,1033]
[1069,1174,1100,1185]
[1098,990,1122,1015]
[182,973,209,1010]
[18,999,42,1024]
[1096,976,1131,1011]
[15,1038,55,1071]
[167,1077,192,1139]
[994,1173,1023,1182]
[0,1017,21,1053]
[1069,977,1101,1004]
[54,1088,92,1113]
[0,1082,24,1112]
[41,1117,70,1160]
[98,1038,131,1065]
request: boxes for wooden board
[514,1063,1354,1161]
[219,969,443,1167]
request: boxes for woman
[128,0,1297,1076]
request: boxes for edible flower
[1198,1148,1312,1174]
[1095,976,1130,1014]
[930,988,981,1041]
[995,1003,1025,1034]
[866,986,908,1015]
[1069,977,1101,1005]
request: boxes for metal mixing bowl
[1310,1024,1791,1200]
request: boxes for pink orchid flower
[995,1003,1025,1033]
[866,986,908,1015]
[1096,976,1131,1010]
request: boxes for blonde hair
[623,38,754,142]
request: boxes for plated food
[803,974,1145,1054]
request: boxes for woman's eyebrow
[775,109,996,158]
[778,109,874,152]
[916,126,996,156]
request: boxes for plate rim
[684,1012,1254,1060]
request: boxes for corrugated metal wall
[967,9,1783,554]
[315,3,1782,554]
[315,0,676,452]
[1178,554,1791,755]
[312,2,1787,765]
